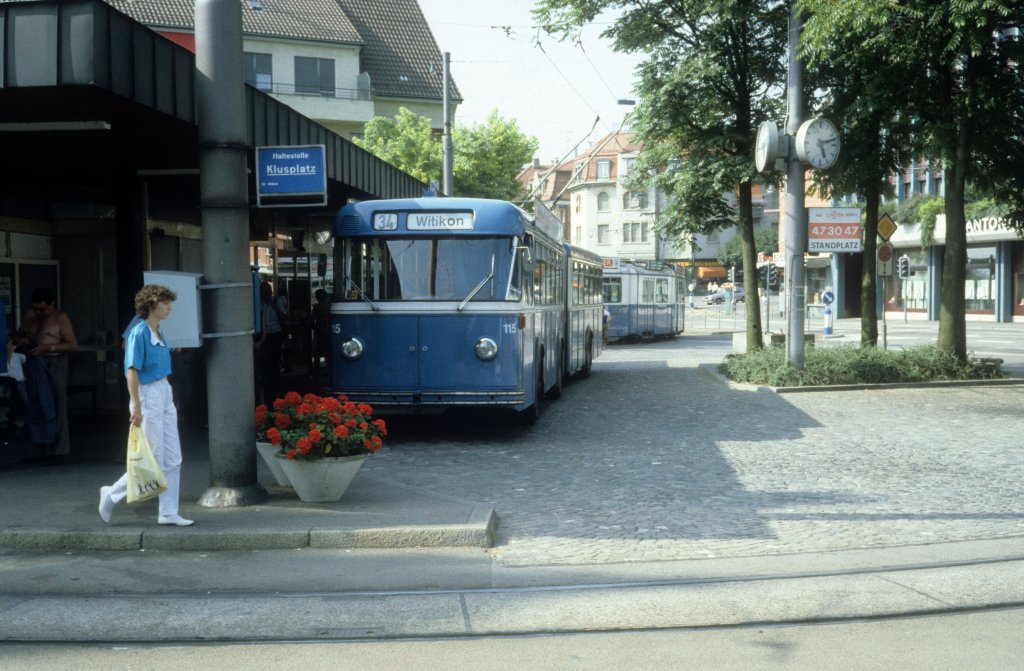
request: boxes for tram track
[3,551,1024,642]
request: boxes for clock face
[796,118,840,169]
[755,122,778,173]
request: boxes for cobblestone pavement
[361,334,1024,567]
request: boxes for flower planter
[275,453,367,502]
[256,441,291,487]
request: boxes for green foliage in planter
[719,344,1005,387]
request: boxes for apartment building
[550,133,776,293]
[108,0,460,139]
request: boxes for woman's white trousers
[106,378,183,517]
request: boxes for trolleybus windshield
[338,236,521,302]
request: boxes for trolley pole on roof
[442,52,454,196]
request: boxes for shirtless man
[20,287,78,461]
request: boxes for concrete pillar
[195,0,267,507]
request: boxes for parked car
[705,286,745,304]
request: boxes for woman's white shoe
[157,514,194,526]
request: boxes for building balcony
[255,83,376,125]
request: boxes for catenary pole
[442,52,454,196]
[195,0,268,507]
[784,3,806,368]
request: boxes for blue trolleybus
[601,259,687,341]
[328,197,601,420]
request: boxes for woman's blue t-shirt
[124,321,171,384]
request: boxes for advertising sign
[256,145,327,207]
[808,207,862,253]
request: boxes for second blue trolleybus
[328,197,602,421]
[601,259,687,341]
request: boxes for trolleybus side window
[641,278,656,303]
[603,277,622,303]
[655,278,670,304]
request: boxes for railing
[249,82,373,101]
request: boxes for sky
[415,0,644,165]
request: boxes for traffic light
[897,255,911,279]
[767,263,779,288]
[728,266,736,283]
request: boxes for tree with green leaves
[355,108,537,200]
[801,1,1024,361]
[534,0,788,352]
[717,226,778,269]
[453,111,538,201]
[355,108,441,185]
[798,2,918,347]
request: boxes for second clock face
[797,118,840,169]
[755,122,778,173]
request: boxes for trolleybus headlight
[475,337,498,361]
[340,337,364,360]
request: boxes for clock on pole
[754,121,781,173]
[795,117,840,169]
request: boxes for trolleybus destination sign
[808,207,862,253]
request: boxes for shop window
[887,249,929,312]
[965,246,997,313]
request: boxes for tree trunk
[860,181,880,346]
[938,160,968,361]
[738,181,763,351]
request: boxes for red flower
[256,391,385,460]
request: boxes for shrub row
[719,344,1005,387]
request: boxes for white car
[705,287,745,304]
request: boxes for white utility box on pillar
[143,271,203,348]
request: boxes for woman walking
[98,285,194,526]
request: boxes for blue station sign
[255,145,327,207]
